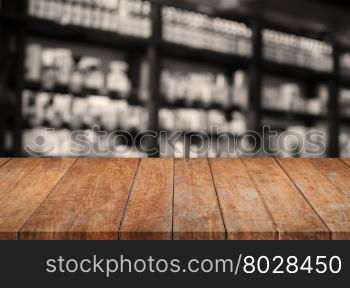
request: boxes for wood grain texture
[119,159,174,240]
[342,159,350,167]
[0,158,10,167]
[173,159,225,240]
[209,159,277,240]
[243,159,330,240]
[0,158,75,240]
[279,159,350,240]
[2,158,349,240]
[20,159,139,240]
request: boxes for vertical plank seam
[275,159,332,239]
[67,159,140,240]
[309,159,350,198]
[207,159,228,240]
[309,159,350,240]
[117,159,141,240]
[171,159,175,240]
[340,159,350,168]
[241,159,280,240]
[0,159,40,240]
[66,160,107,239]
[0,158,12,168]
[17,158,79,240]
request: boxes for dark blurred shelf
[152,0,250,25]
[2,2,346,157]
[340,116,350,125]
[26,17,149,51]
[161,41,251,69]
[185,130,238,138]
[262,108,327,122]
[339,75,350,89]
[128,98,147,107]
[24,81,134,102]
[161,129,237,138]
[160,99,244,113]
[21,125,149,149]
[23,18,334,80]
[262,61,332,82]
[0,12,25,24]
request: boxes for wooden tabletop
[1,158,350,240]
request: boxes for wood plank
[173,159,226,240]
[342,159,350,167]
[209,159,277,240]
[0,158,10,167]
[243,159,329,240]
[0,158,75,240]
[119,159,174,240]
[279,159,350,240]
[20,159,139,240]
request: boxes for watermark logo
[24,126,327,158]
[25,128,56,157]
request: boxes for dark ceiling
[316,0,350,10]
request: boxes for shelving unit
[24,80,136,102]
[0,1,27,156]
[339,77,350,89]
[160,100,242,114]
[1,0,349,157]
[161,42,250,69]
[26,16,150,51]
[0,11,24,23]
[262,61,332,82]
[261,108,327,123]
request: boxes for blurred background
[0,0,350,158]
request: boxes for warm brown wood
[209,159,277,240]
[243,159,330,240]
[173,159,225,240]
[20,159,139,240]
[279,159,350,240]
[342,159,350,167]
[2,158,349,240]
[119,159,174,240]
[0,158,76,240]
[0,158,10,167]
